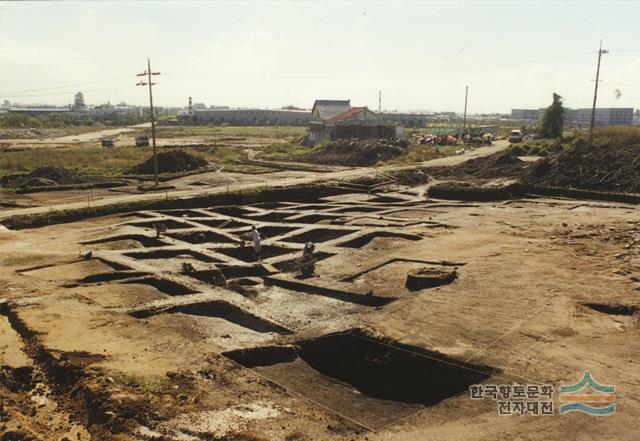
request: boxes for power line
[0,75,136,97]
[1,85,135,100]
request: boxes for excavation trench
[120,277,199,296]
[129,300,291,334]
[223,330,496,429]
[582,302,639,316]
[128,219,194,230]
[188,265,270,283]
[213,245,297,262]
[283,228,356,244]
[167,230,236,244]
[192,218,252,229]
[264,276,394,307]
[79,271,148,284]
[124,249,222,263]
[82,234,167,248]
[336,231,422,248]
[0,302,139,438]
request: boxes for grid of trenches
[223,329,497,430]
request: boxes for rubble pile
[131,150,208,174]
[429,151,530,180]
[302,138,408,166]
[525,143,640,193]
[0,167,89,188]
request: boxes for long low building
[511,107,634,126]
[186,108,311,126]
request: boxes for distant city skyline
[1,1,639,113]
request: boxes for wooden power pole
[137,58,161,186]
[587,41,608,148]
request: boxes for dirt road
[0,123,150,148]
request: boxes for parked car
[509,130,524,143]
[101,137,114,147]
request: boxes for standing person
[251,225,262,258]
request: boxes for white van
[509,130,524,143]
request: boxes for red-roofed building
[308,100,401,145]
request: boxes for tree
[541,93,564,138]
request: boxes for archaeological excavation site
[1,159,638,441]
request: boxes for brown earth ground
[1,176,639,440]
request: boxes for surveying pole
[587,41,608,148]
[137,58,161,186]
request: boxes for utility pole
[587,41,608,148]
[459,85,468,143]
[137,58,161,186]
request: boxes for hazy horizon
[1,1,638,113]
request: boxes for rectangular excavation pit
[167,230,236,245]
[79,271,148,284]
[82,234,167,248]
[582,303,639,316]
[120,277,199,296]
[336,231,422,248]
[123,249,222,263]
[210,206,256,217]
[254,226,299,238]
[187,265,270,285]
[193,218,252,230]
[154,209,208,218]
[223,330,496,429]
[213,245,297,262]
[282,228,356,244]
[272,252,335,272]
[245,212,299,222]
[286,214,344,224]
[368,195,410,203]
[130,300,291,334]
[264,276,394,307]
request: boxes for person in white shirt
[251,226,262,258]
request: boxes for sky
[1,1,639,113]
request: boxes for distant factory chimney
[188,97,193,115]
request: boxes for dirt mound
[131,150,208,174]
[301,138,408,166]
[525,144,640,193]
[0,167,88,188]
[429,151,529,180]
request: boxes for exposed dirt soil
[524,143,640,193]
[1,184,639,440]
[427,151,530,180]
[0,166,90,188]
[301,138,408,166]
[131,150,208,174]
